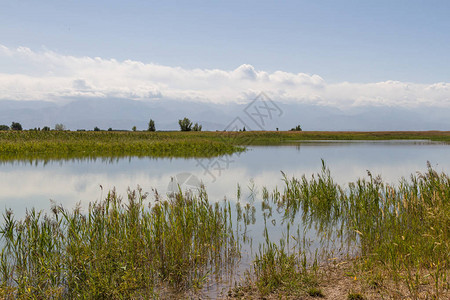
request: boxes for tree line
[1,119,302,132]
[0,118,204,132]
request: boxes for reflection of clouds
[0,163,436,206]
[74,178,88,193]
[1,144,450,217]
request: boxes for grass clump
[347,291,365,300]
[0,187,238,298]
[307,287,324,297]
[278,162,450,298]
[251,232,319,297]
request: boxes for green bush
[10,122,22,131]
[148,119,155,131]
[178,118,192,131]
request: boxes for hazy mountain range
[1,98,449,131]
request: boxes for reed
[251,231,319,297]
[274,162,450,298]
[0,187,239,298]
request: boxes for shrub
[192,122,202,131]
[10,122,22,131]
[148,119,156,131]
[54,123,66,131]
[290,125,302,131]
[178,118,192,131]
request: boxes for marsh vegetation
[1,162,448,299]
[0,131,244,161]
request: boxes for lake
[1,140,450,296]
[1,140,449,218]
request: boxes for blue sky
[2,0,449,83]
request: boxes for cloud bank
[1,45,449,108]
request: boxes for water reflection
[1,141,450,218]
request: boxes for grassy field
[0,131,244,161]
[218,130,450,145]
[1,130,450,161]
[1,164,448,299]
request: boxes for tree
[42,126,50,131]
[178,117,192,131]
[54,123,66,131]
[108,128,113,131]
[192,122,202,131]
[148,119,155,131]
[0,125,9,131]
[132,126,137,132]
[290,125,302,131]
[11,122,22,131]
[94,126,100,131]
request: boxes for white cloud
[0,44,449,107]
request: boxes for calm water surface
[1,140,450,217]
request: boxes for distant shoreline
[1,130,450,161]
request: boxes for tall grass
[274,162,450,298]
[251,230,319,297]
[346,163,450,297]
[0,187,239,298]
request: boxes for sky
[1,0,450,126]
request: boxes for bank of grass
[218,130,450,145]
[2,130,450,161]
[0,130,244,160]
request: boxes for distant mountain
[0,98,449,131]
